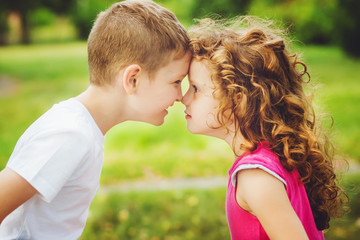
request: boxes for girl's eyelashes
[174,80,182,84]
[192,84,198,93]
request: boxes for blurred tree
[248,0,360,57]
[71,0,115,40]
[248,0,337,45]
[0,0,39,44]
[0,0,74,44]
[0,11,8,45]
[335,0,360,57]
[155,0,194,27]
[285,0,336,45]
[42,0,75,14]
[190,0,251,19]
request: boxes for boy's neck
[76,84,127,135]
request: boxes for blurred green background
[0,0,359,239]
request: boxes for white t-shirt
[0,98,105,240]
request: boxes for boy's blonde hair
[88,0,189,85]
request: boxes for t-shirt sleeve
[230,155,286,188]
[7,129,91,203]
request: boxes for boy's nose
[175,86,183,102]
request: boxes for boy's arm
[0,168,38,224]
[236,169,309,240]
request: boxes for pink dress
[226,142,324,240]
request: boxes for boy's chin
[150,120,164,126]
[145,116,165,126]
[138,112,168,126]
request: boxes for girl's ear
[122,64,141,94]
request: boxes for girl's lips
[184,111,191,119]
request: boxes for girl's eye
[174,80,181,84]
[192,85,198,93]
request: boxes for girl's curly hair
[189,16,348,230]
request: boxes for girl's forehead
[189,72,216,96]
[189,60,212,82]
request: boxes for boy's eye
[174,80,182,84]
[192,85,198,93]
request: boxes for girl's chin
[186,125,207,136]
[186,125,226,139]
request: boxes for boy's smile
[130,51,191,126]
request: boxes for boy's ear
[122,64,141,94]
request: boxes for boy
[0,0,191,239]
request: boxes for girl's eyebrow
[188,77,200,85]
[190,78,209,89]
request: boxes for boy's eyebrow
[177,73,187,79]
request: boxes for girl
[182,17,348,240]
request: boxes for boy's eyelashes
[192,84,198,93]
[174,80,182,84]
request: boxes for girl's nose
[181,90,190,105]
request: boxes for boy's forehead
[159,64,188,80]
[159,51,191,76]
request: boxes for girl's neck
[224,130,246,157]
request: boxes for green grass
[323,172,360,240]
[102,109,233,184]
[80,188,230,240]
[80,172,360,239]
[1,43,360,181]
[299,45,360,162]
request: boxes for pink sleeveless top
[226,142,324,240]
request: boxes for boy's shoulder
[35,98,88,130]
[23,98,101,142]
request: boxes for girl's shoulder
[229,142,288,188]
